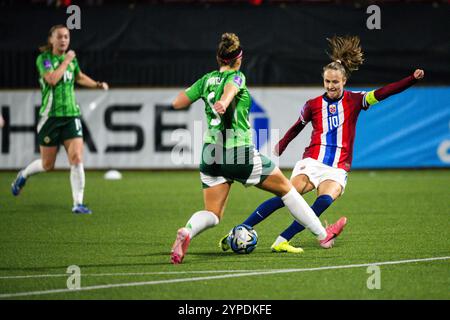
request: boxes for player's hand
[96,81,109,90]
[0,115,4,128]
[213,101,227,115]
[65,50,76,62]
[273,144,280,156]
[273,143,283,157]
[413,69,424,80]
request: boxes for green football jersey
[36,51,81,117]
[185,70,252,148]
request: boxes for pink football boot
[171,228,191,264]
[319,217,348,249]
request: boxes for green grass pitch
[0,170,449,300]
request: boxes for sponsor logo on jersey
[43,59,52,69]
[329,104,337,114]
[233,76,242,87]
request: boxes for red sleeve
[374,74,418,101]
[275,101,311,156]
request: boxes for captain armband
[363,90,379,110]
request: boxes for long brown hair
[38,24,69,53]
[323,35,364,79]
[216,33,242,68]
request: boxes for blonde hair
[39,25,69,53]
[216,33,242,67]
[323,35,364,79]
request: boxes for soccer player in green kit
[170,33,343,264]
[11,25,108,214]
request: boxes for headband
[220,47,243,63]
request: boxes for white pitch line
[0,269,266,280]
[0,256,448,299]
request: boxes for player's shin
[281,188,327,240]
[22,159,45,178]
[185,210,219,238]
[278,194,335,241]
[70,163,85,206]
[242,196,284,227]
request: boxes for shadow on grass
[4,203,69,214]
[0,246,343,273]
[0,251,235,272]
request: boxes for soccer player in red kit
[220,35,425,253]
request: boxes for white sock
[185,210,219,239]
[22,159,45,178]
[273,235,288,246]
[70,163,85,206]
[281,188,327,240]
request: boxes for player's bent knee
[42,162,55,171]
[291,175,311,194]
[257,169,290,197]
[279,182,294,197]
[70,155,83,165]
[270,174,293,197]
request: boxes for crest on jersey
[329,104,337,114]
[233,76,242,87]
[43,59,52,70]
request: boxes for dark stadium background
[1,0,449,88]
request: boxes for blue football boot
[72,204,92,214]
[11,171,27,196]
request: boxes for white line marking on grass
[0,256,448,299]
[0,269,265,280]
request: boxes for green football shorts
[199,144,276,189]
[37,116,83,146]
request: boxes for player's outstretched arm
[76,71,109,90]
[274,117,306,156]
[365,69,424,107]
[172,91,193,110]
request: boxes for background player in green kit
[170,33,343,264]
[11,24,108,214]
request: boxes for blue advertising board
[350,87,450,169]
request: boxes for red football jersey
[300,90,369,171]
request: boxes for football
[228,224,258,254]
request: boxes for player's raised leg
[272,177,343,251]
[316,180,347,248]
[242,175,312,228]
[220,175,304,253]
[171,181,230,264]
[220,174,312,253]
[11,146,56,196]
[256,167,335,246]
